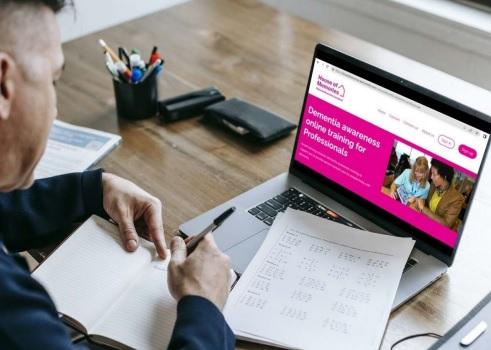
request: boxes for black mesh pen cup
[113,72,159,120]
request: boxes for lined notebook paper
[33,216,176,350]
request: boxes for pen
[130,49,145,69]
[186,207,235,254]
[114,61,132,82]
[99,39,121,64]
[139,58,162,83]
[149,45,161,65]
[131,67,143,83]
[105,61,120,80]
[99,39,132,81]
[118,46,131,68]
[104,52,119,78]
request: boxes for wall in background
[262,0,491,91]
[57,0,188,42]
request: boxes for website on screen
[294,59,490,247]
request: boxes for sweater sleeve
[0,170,107,252]
[168,296,235,350]
[0,250,87,349]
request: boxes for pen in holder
[99,39,163,120]
[113,71,159,120]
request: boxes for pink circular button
[458,144,477,159]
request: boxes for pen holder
[113,72,159,120]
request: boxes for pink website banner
[294,94,460,247]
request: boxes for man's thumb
[170,236,187,264]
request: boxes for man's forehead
[42,8,62,52]
[37,7,64,73]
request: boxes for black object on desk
[203,98,296,143]
[159,86,225,122]
[429,291,491,349]
[113,71,159,120]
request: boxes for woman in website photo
[389,156,430,204]
[415,159,465,230]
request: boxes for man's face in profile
[0,5,64,191]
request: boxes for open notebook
[32,216,176,350]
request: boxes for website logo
[316,74,345,101]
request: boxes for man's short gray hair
[0,0,69,13]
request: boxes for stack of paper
[34,120,121,179]
[224,209,414,350]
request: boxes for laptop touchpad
[223,227,269,274]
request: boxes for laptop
[180,43,491,309]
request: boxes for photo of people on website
[381,140,475,232]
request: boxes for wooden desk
[53,0,491,349]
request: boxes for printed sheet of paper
[225,209,414,350]
[34,120,121,179]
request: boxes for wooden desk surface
[56,0,491,348]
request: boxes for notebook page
[224,209,414,350]
[91,255,176,350]
[33,216,153,330]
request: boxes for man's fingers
[170,236,187,265]
[202,234,218,249]
[143,200,167,259]
[118,216,139,252]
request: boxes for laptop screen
[293,49,490,255]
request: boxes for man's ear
[0,52,16,121]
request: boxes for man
[0,0,234,348]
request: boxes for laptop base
[180,172,447,310]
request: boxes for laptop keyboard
[247,187,418,272]
[248,188,360,228]
[404,257,418,273]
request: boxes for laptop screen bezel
[289,43,491,266]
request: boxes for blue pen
[131,67,143,83]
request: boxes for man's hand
[416,198,425,212]
[168,235,231,310]
[102,173,167,259]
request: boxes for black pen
[118,47,131,69]
[186,207,235,254]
